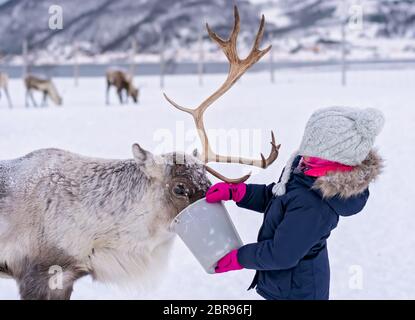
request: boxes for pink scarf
[301,156,355,177]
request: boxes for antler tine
[245,14,272,63]
[206,23,227,47]
[206,130,280,169]
[205,165,251,184]
[260,131,281,168]
[206,5,241,64]
[206,6,240,46]
[253,15,266,51]
[230,5,241,44]
[163,93,194,116]
[204,131,280,182]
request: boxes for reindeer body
[0,147,210,299]
[24,74,62,107]
[106,69,139,105]
[0,72,12,108]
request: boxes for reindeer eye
[173,183,187,196]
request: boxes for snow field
[0,67,414,299]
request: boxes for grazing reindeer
[24,74,62,107]
[106,69,139,105]
[0,72,12,108]
[0,6,278,299]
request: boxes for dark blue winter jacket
[236,156,370,300]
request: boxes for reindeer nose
[173,184,187,196]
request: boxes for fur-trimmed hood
[313,150,383,199]
[279,149,383,217]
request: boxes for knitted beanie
[272,106,385,196]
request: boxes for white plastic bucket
[171,198,243,274]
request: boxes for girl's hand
[215,250,243,273]
[206,182,247,203]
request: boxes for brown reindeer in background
[106,69,139,105]
[24,74,62,107]
[0,72,12,108]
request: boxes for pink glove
[206,182,246,203]
[215,250,243,273]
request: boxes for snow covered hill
[0,0,260,63]
[0,0,414,64]
[260,0,415,61]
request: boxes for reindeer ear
[132,143,164,179]
[132,143,152,162]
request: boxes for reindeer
[0,6,279,299]
[106,69,139,105]
[0,72,12,108]
[24,74,62,107]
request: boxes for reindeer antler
[164,6,280,183]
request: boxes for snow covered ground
[0,67,414,299]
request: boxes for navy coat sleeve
[236,183,276,213]
[237,196,333,271]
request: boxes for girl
[206,106,384,300]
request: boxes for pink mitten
[206,183,246,203]
[215,250,243,273]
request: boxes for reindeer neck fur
[78,157,177,285]
[0,148,177,287]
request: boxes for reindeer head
[125,75,139,103]
[48,81,63,106]
[56,95,63,106]
[130,87,139,103]
[132,144,211,215]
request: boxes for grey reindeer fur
[0,146,211,300]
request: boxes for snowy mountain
[0,0,261,62]
[0,0,414,64]
[259,0,415,37]
[258,0,415,61]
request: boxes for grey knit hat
[272,106,385,196]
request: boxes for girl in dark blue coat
[206,107,384,300]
